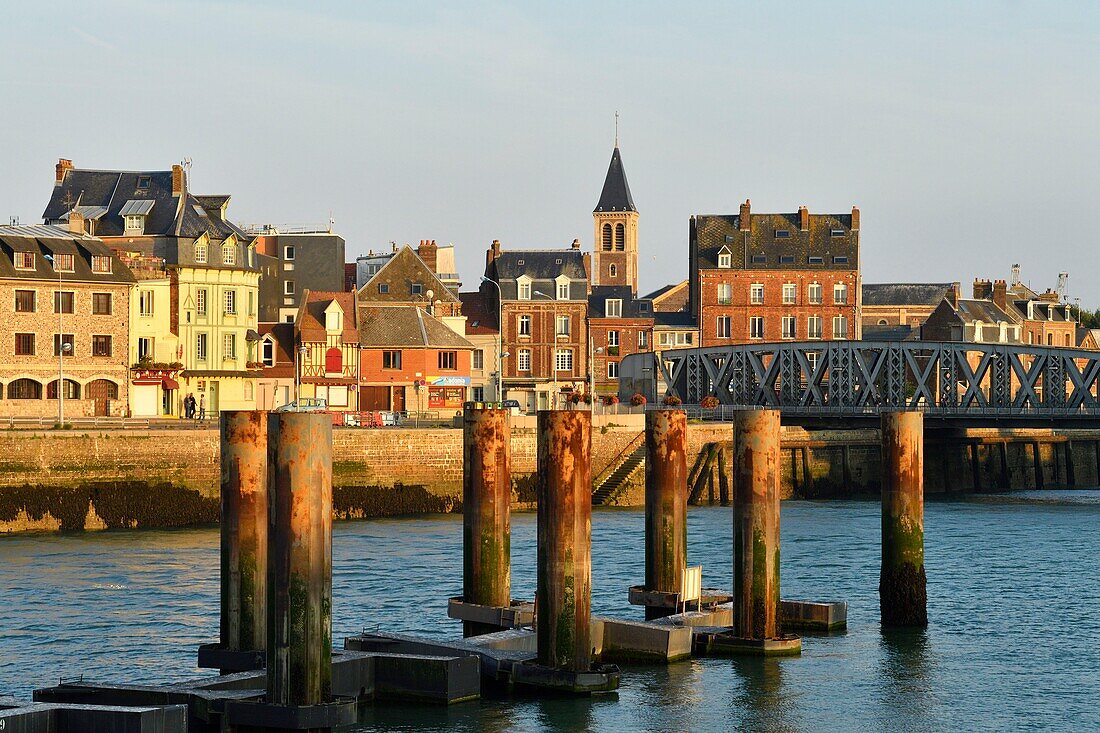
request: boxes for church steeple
[592,143,639,293]
[594,147,636,213]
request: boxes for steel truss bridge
[618,341,1100,421]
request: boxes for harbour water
[2,492,1099,731]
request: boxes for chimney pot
[850,206,860,231]
[739,199,751,232]
[973,279,993,300]
[67,210,85,235]
[571,238,580,250]
[992,280,1008,311]
[487,239,502,268]
[55,158,73,185]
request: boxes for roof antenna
[614,111,619,148]
[183,157,192,173]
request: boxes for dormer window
[775,230,791,239]
[606,299,623,318]
[53,254,75,272]
[195,243,208,264]
[124,215,145,234]
[91,256,112,274]
[14,252,34,270]
[517,276,532,300]
[137,176,151,190]
[222,244,237,266]
[325,309,343,332]
[261,338,275,367]
[717,246,732,269]
[556,276,570,300]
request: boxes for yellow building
[44,160,260,416]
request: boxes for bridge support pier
[642,409,687,620]
[461,406,512,637]
[879,411,927,627]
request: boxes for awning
[245,329,261,342]
[119,199,156,216]
[162,376,180,390]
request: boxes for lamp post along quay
[534,291,560,409]
[44,253,70,426]
[480,276,506,401]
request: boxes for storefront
[129,369,180,418]
[426,375,469,411]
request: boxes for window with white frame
[139,290,154,317]
[749,316,765,339]
[750,283,764,304]
[222,245,237,266]
[284,280,295,295]
[834,283,848,304]
[808,282,823,304]
[518,314,531,336]
[717,283,732,305]
[717,316,731,339]
[473,350,484,369]
[53,254,74,272]
[14,252,34,270]
[91,256,111,273]
[124,215,144,234]
[638,331,648,348]
[556,281,569,300]
[608,330,619,347]
[606,299,622,318]
[262,339,275,366]
[782,283,796,304]
[808,315,823,339]
[195,243,207,264]
[224,290,237,315]
[833,315,848,338]
[517,348,531,371]
[196,333,208,361]
[284,245,295,260]
[717,248,732,268]
[517,279,531,300]
[608,361,619,378]
[556,315,570,336]
[223,333,236,360]
[782,316,796,339]
[554,348,573,372]
[196,288,207,315]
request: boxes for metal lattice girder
[626,340,1100,417]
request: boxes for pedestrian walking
[199,393,206,421]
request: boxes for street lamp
[534,291,561,409]
[295,343,308,408]
[480,276,505,401]
[44,254,70,426]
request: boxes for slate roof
[359,245,459,304]
[956,299,1014,324]
[485,249,589,301]
[653,311,698,328]
[297,290,359,341]
[0,225,135,284]
[862,283,955,307]
[594,147,636,213]
[43,165,249,245]
[358,306,474,349]
[588,285,653,319]
[459,291,499,334]
[863,323,918,341]
[691,211,858,270]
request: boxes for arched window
[602,223,612,251]
[609,264,618,278]
[47,379,80,400]
[614,223,625,251]
[878,319,888,326]
[86,379,118,400]
[325,347,343,375]
[9,378,42,400]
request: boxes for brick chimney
[486,239,502,269]
[417,239,438,272]
[947,282,960,308]
[571,238,581,250]
[1039,289,1059,303]
[973,279,993,300]
[171,164,186,196]
[798,206,809,231]
[739,199,751,231]
[67,210,85,235]
[850,206,860,231]
[55,158,73,185]
[992,280,1008,311]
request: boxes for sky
[3,1,1099,303]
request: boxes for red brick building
[689,201,861,346]
[588,286,653,395]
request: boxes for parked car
[274,398,328,413]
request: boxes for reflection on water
[2,492,1100,731]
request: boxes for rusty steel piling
[462,407,512,636]
[220,411,269,657]
[732,409,782,640]
[535,410,593,671]
[266,411,333,708]
[880,411,928,627]
[644,409,688,620]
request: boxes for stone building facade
[0,224,133,418]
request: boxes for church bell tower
[592,145,639,294]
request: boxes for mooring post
[220,411,268,657]
[536,409,592,671]
[644,409,687,620]
[462,406,512,636]
[732,409,782,640]
[879,410,927,627]
[267,411,333,707]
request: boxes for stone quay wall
[0,423,1097,532]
